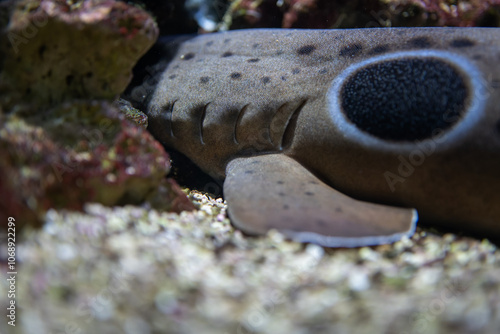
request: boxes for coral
[114,98,148,128]
[219,0,386,29]
[281,0,341,28]
[0,101,185,228]
[386,0,500,27]
[0,1,194,229]
[146,178,197,213]
[217,0,500,30]
[220,0,283,29]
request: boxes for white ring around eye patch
[327,50,487,152]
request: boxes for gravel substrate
[1,190,499,334]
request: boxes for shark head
[142,28,500,247]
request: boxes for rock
[0,101,178,228]
[385,0,500,27]
[0,0,159,108]
[0,1,195,229]
[217,0,500,30]
[146,178,197,213]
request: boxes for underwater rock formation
[1,0,158,108]
[0,0,194,228]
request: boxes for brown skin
[225,154,417,247]
[146,28,500,244]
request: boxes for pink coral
[406,0,500,26]
[0,1,195,229]
[282,0,338,28]
[221,0,500,30]
[0,101,186,228]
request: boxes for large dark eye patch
[340,58,469,141]
[328,50,485,148]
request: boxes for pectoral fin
[224,154,417,248]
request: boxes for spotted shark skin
[142,28,500,247]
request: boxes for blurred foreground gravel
[1,189,499,334]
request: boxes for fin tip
[283,208,418,248]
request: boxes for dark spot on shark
[339,44,363,57]
[292,68,301,74]
[230,72,242,79]
[316,219,326,226]
[335,207,343,213]
[245,170,254,174]
[169,75,177,79]
[253,43,259,49]
[224,38,231,43]
[276,50,284,56]
[197,104,208,145]
[277,180,284,184]
[248,58,260,63]
[222,52,234,57]
[181,52,195,60]
[261,76,271,84]
[278,192,286,197]
[408,37,432,48]
[305,191,314,196]
[297,45,316,55]
[319,68,328,74]
[200,76,210,84]
[450,38,475,48]
[369,44,390,55]
[283,204,289,210]
[206,41,214,46]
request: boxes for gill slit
[268,102,289,149]
[199,103,209,145]
[280,99,308,150]
[169,100,177,138]
[233,104,250,145]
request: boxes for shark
[133,28,500,247]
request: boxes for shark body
[140,28,500,247]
